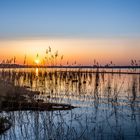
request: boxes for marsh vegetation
[0,66,139,140]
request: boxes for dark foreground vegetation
[0,117,11,135]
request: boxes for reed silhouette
[0,48,140,139]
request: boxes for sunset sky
[0,0,140,65]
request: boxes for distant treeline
[0,64,140,69]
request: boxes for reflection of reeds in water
[0,67,140,139]
[0,67,139,108]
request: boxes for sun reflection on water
[35,68,39,77]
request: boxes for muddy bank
[0,80,15,97]
[0,100,75,111]
[0,80,75,111]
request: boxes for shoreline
[0,80,75,112]
[0,64,140,69]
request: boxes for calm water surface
[0,68,140,140]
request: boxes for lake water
[0,68,140,140]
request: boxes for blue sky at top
[0,0,140,38]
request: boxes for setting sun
[34,54,40,65]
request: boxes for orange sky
[0,37,140,65]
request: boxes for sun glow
[34,59,40,64]
[0,38,140,65]
[34,54,40,65]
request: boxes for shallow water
[0,68,140,140]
